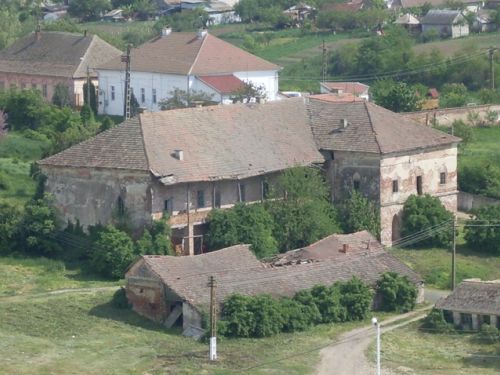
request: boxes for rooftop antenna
[121,44,132,120]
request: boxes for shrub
[401,194,454,248]
[338,277,373,321]
[376,272,418,313]
[249,295,284,337]
[451,119,473,145]
[338,190,380,238]
[477,324,499,344]
[464,206,500,254]
[111,287,130,309]
[220,294,255,337]
[458,161,500,200]
[421,308,454,333]
[90,225,135,279]
[310,285,347,323]
[52,83,72,108]
[279,297,320,332]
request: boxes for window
[329,151,335,160]
[42,84,47,98]
[197,190,205,208]
[164,198,173,214]
[262,180,270,199]
[416,175,423,195]
[392,180,399,193]
[440,172,446,185]
[111,85,115,101]
[353,173,360,191]
[238,183,246,202]
[141,88,145,103]
[152,88,157,104]
[31,83,37,90]
[214,190,221,208]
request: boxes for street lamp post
[372,317,381,375]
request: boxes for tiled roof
[39,99,323,181]
[38,117,149,170]
[309,93,364,103]
[394,14,420,25]
[197,74,245,94]
[320,82,369,95]
[97,32,279,75]
[421,10,463,25]
[308,99,460,154]
[133,232,422,309]
[436,279,500,315]
[0,31,122,78]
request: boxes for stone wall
[458,191,500,212]
[402,104,500,127]
[41,165,152,231]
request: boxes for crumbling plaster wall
[379,146,458,245]
[41,165,152,230]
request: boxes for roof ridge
[138,114,151,172]
[73,34,95,78]
[364,101,382,154]
[187,33,207,76]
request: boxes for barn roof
[130,232,423,310]
[421,10,464,25]
[436,279,500,315]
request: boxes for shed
[421,10,469,38]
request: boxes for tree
[464,206,500,254]
[80,104,95,126]
[376,272,418,313]
[0,203,21,255]
[266,167,340,252]
[100,116,115,132]
[249,295,284,337]
[338,277,373,321]
[0,8,21,50]
[0,89,47,131]
[230,82,267,103]
[220,294,255,337]
[421,308,454,333]
[52,83,72,108]
[158,88,215,110]
[90,225,135,278]
[206,203,277,258]
[68,0,112,21]
[83,81,98,115]
[338,190,380,238]
[440,83,468,108]
[450,119,473,145]
[401,194,454,247]
[371,80,422,113]
[310,284,347,323]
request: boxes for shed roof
[197,74,245,94]
[421,10,464,25]
[308,99,460,154]
[320,81,369,95]
[0,31,122,78]
[394,13,420,25]
[436,279,500,315]
[97,32,279,75]
[131,231,422,309]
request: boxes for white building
[96,29,280,116]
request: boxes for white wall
[98,69,280,115]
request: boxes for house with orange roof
[96,28,280,116]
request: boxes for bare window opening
[111,85,115,101]
[197,190,205,208]
[440,172,446,185]
[152,88,157,104]
[164,198,173,214]
[329,151,335,160]
[214,190,221,208]
[353,173,361,191]
[416,176,423,195]
[262,180,270,199]
[392,180,399,193]
[141,88,145,103]
[117,196,125,216]
[238,183,246,202]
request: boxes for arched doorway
[392,214,401,243]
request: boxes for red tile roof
[308,93,364,103]
[197,74,245,94]
[320,81,370,96]
[97,32,279,75]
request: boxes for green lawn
[460,126,500,163]
[0,288,389,375]
[371,322,500,375]
[0,257,120,297]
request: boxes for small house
[319,81,370,101]
[125,231,424,337]
[421,10,469,38]
[473,10,497,32]
[435,279,500,330]
[394,13,421,34]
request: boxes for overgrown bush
[219,294,255,337]
[421,308,454,333]
[376,272,418,313]
[250,295,284,337]
[458,161,500,200]
[401,194,454,247]
[111,287,131,309]
[338,277,373,321]
[338,190,380,238]
[279,297,320,332]
[477,324,499,344]
[310,284,346,323]
[464,206,500,254]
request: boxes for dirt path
[0,286,120,303]
[316,307,431,375]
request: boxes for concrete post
[471,314,479,330]
[452,311,461,327]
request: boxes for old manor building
[39,96,460,250]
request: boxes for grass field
[414,31,500,57]
[460,126,500,164]
[371,321,500,375]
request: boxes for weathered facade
[308,98,460,245]
[436,279,500,330]
[0,30,122,106]
[125,232,424,337]
[421,10,469,38]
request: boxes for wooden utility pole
[86,65,91,106]
[321,39,327,83]
[489,47,497,90]
[451,216,457,290]
[121,44,132,120]
[209,276,217,361]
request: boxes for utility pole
[321,39,327,83]
[86,65,91,106]
[489,47,497,90]
[209,276,217,361]
[451,216,457,290]
[372,317,381,375]
[121,44,132,120]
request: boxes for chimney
[35,24,41,41]
[340,244,349,253]
[340,118,348,128]
[161,26,172,37]
[197,28,208,39]
[174,149,184,161]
